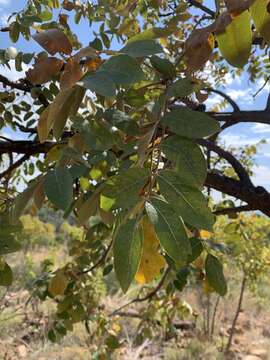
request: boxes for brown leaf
[225,0,256,15]
[33,179,45,209]
[85,57,103,72]
[73,45,99,62]
[37,107,52,143]
[185,28,215,72]
[68,133,85,153]
[63,0,75,11]
[33,28,72,55]
[60,58,85,90]
[26,56,63,85]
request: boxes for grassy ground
[1,245,270,360]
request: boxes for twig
[226,273,246,353]
[188,0,216,17]
[0,154,30,179]
[214,205,254,216]
[204,88,240,112]
[79,240,113,275]
[109,267,170,317]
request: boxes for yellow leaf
[37,107,51,143]
[216,10,252,68]
[250,0,270,44]
[135,216,166,284]
[200,230,212,240]
[48,271,68,297]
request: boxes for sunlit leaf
[135,216,166,284]
[216,11,252,68]
[161,108,220,139]
[146,198,191,266]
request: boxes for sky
[0,0,270,192]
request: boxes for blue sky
[0,0,269,191]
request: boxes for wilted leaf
[77,190,100,225]
[146,198,191,266]
[161,108,220,139]
[48,270,68,296]
[51,85,85,139]
[135,216,166,284]
[114,219,143,293]
[60,58,85,90]
[216,11,252,68]
[44,167,73,210]
[26,56,63,85]
[33,28,72,55]
[185,29,215,71]
[11,179,40,222]
[37,107,51,143]
[205,254,227,296]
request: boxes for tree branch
[213,205,254,216]
[198,139,253,186]
[188,0,216,17]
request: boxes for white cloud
[221,133,261,147]
[252,123,270,134]
[226,88,252,102]
[252,165,270,191]
[0,60,29,81]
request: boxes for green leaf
[216,10,252,68]
[44,167,73,210]
[150,55,176,79]
[99,54,145,85]
[166,78,195,98]
[161,136,207,188]
[0,262,13,286]
[0,213,22,255]
[120,40,163,57]
[188,237,204,263]
[104,109,139,135]
[157,170,215,230]
[161,108,220,139]
[102,168,149,209]
[146,198,191,266]
[9,22,20,43]
[81,71,116,97]
[205,254,227,296]
[250,0,270,44]
[114,219,143,293]
[127,27,172,43]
